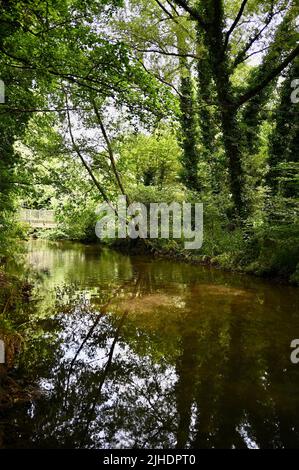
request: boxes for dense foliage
[0,0,298,282]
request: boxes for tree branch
[0,46,123,99]
[0,107,91,114]
[224,0,248,51]
[233,45,270,67]
[172,0,207,28]
[64,92,112,206]
[233,3,281,67]
[236,45,299,107]
[154,0,174,19]
[133,47,198,59]
[137,58,183,98]
[92,100,129,201]
[165,0,180,16]
[153,0,194,38]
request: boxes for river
[2,239,299,448]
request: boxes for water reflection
[2,240,299,448]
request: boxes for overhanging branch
[92,100,129,201]
[236,45,299,107]
[64,92,112,206]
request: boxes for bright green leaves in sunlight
[0,0,298,282]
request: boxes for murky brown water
[2,239,299,448]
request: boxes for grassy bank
[30,213,299,286]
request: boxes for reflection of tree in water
[3,254,299,449]
[175,284,299,449]
[3,281,178,448]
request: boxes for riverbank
[23,225,299,286]
[0,269,37,411]
[84,236,299,286]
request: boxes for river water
[2,239,299,448]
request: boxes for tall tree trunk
[207,71,245,218]
[176,32,201,192]
[196,28,218,193]
[220,106,245,218]
[203,0,246,218]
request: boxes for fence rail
[19,209,57,228]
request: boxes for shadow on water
[2,239,299,448]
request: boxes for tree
[268,57,299,197]
[0,0,37,259]
[169,0,298,218]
